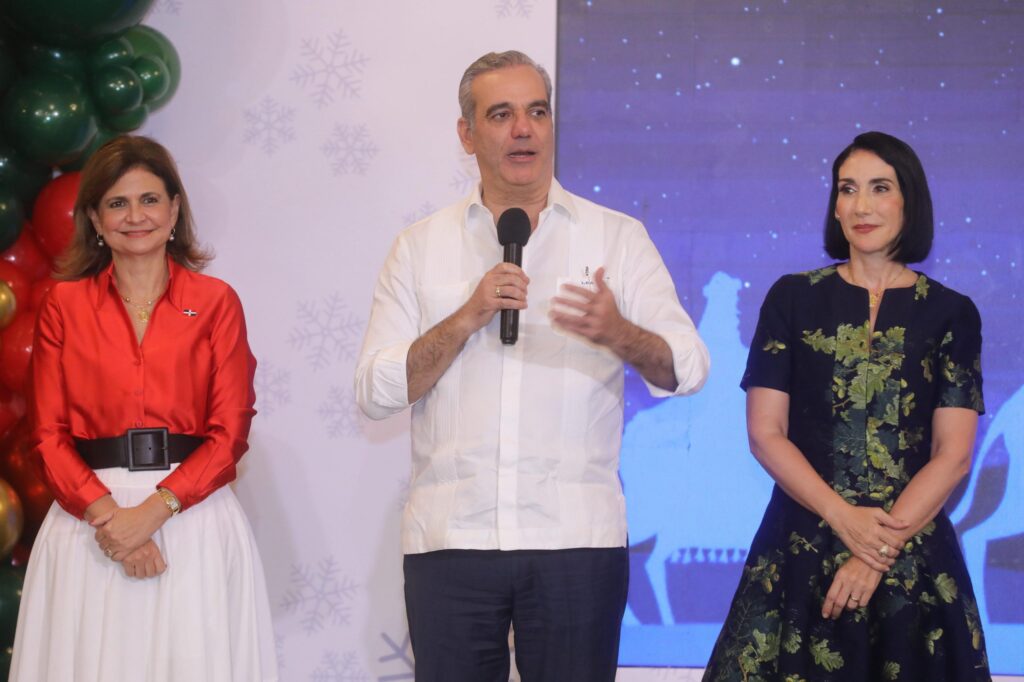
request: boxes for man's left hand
[550,267,627,348]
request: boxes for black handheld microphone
[496,208,531,345]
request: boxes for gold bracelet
[156,487,181,515]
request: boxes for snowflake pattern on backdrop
[311,650,369,682]
[495,0,534,18]
[254,361,291,416]
[151,0,183,14]
[289,293,363,370]
[377,631,414,682]
[322,124,378,175]
[401,202,436,226]
[319,386,363,439]
[292,30,367,108]
[450,153,480,195]
[243,98,296,155]
[281,556,357,635]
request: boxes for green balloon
[122,25,180,111]
[0,137,52,205]
[0,189,25,252]
[131,54,169,104]
[2,0,156,48]
[88,36,135,73]
[0,49,13,100]
[1,71,99,166]
[103,104,148,133]
[91,65,143,116]
[59,126,118,172]
[0,565,23,647]
[15,42,87,80]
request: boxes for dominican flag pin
[183,309,198,317]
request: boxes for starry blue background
[556,0,1023,671]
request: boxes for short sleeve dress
[703,266,990,682]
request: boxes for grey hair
[458,50,553,126]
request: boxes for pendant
[136,309,150,322]
[869,291,881,308]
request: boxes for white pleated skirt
[9,466,278,682]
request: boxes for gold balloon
[0,282,15,329]
[0,479,23,559]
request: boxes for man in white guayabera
[355,50,709,682]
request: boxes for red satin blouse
[30,258,257,518]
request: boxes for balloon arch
[0,1,180,673]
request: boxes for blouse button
[134,420,143,427]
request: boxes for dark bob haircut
[823,131,933,263]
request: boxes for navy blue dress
[704,266,990,681]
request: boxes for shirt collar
[462,177,579,235]
[92,256,185,310]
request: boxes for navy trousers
[404,547,629,682]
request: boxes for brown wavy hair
[57,135,212,279]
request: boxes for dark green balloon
[0,49,13,100]
[91,65,143,116]
[59,126,117,172]
[0,565,23,647]
[0,189,26,252]
[122,25,180,111]
[88,36,135,73]
[0,645,10,682]
[2,0,156,48]
[131,54,169,104]
[15,42,86,80]
[103,104,148,133]
[0,136,52,205]
[2,70,99,166]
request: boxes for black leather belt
[75,428,204,471]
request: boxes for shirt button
[135,420,143,427]
[134,359,142,366]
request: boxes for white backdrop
[136,2,1021,681]
[141,1,557,680]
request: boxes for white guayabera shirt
[355,179,710,554]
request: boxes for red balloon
[29,276,60,311]
[0,421,53,545]
[0,314,35,394]
[30,172,81,259]
[0,225,52,282]
[0,387,25,440]
[0,262,30,314]
[7,543,30,568]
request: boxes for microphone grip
[500,243,522,345]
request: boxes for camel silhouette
[950,383,1024,626]
[621,271,773,625]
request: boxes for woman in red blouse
[10,135,277,681]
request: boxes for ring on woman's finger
[878,544,890,558]
[495,285,502,298]
[104,547,114,558]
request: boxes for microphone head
[497,208,531,247]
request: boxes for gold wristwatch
[156,487,182,515]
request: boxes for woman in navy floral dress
[704,132,989,681]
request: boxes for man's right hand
[406,262,530,404]
[455,262,530,334]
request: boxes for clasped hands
[463,263,626,346]
[87,494,172,579]
[822,503,909,620]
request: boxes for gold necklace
[121,294,157,322]
[850,265,906,309]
